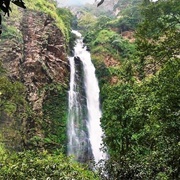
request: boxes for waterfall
[67,30,105,163]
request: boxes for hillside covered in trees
[76,0,179,179]
[0,0,179,179]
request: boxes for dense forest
[0,0,179,179]
[76,0,180,179]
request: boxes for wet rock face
[1,10,69,114]
[20,10,69,112]
[0,10,69,147]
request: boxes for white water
[67,56,81,159]
[67,30,105,163]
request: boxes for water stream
[67,30,105,163]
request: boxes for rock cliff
[0,9,69,149]
[21,10,68,114]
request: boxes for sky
[56,0,159,7]
[56,0,95,6]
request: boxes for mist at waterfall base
[67,30,106,164]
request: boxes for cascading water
[67,30,105,163]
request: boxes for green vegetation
[0,140,99,179]
[83,27,136,89]
[0,0,99,178]
[0,62,29,150]
[0,3,24,41]
[78,12,97,30]
[110,0,142,32]
[100,58,180,179]
[0,0,74,151]
[1,0,74,43]
[42,83,68,153]
[78,0,180,179]
[0,0,26,34]
[24,0,74,42]
[0,62,97,178]
[1,0,179,179]
[56,7,76,51]
[0,24,21,40]
[25,0,67,37]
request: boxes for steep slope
[0,3,70,150]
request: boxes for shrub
[0,149,99,179]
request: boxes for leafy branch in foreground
[0,0,26,34]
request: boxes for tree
[136,0,180,78]
[96,0,180,179]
